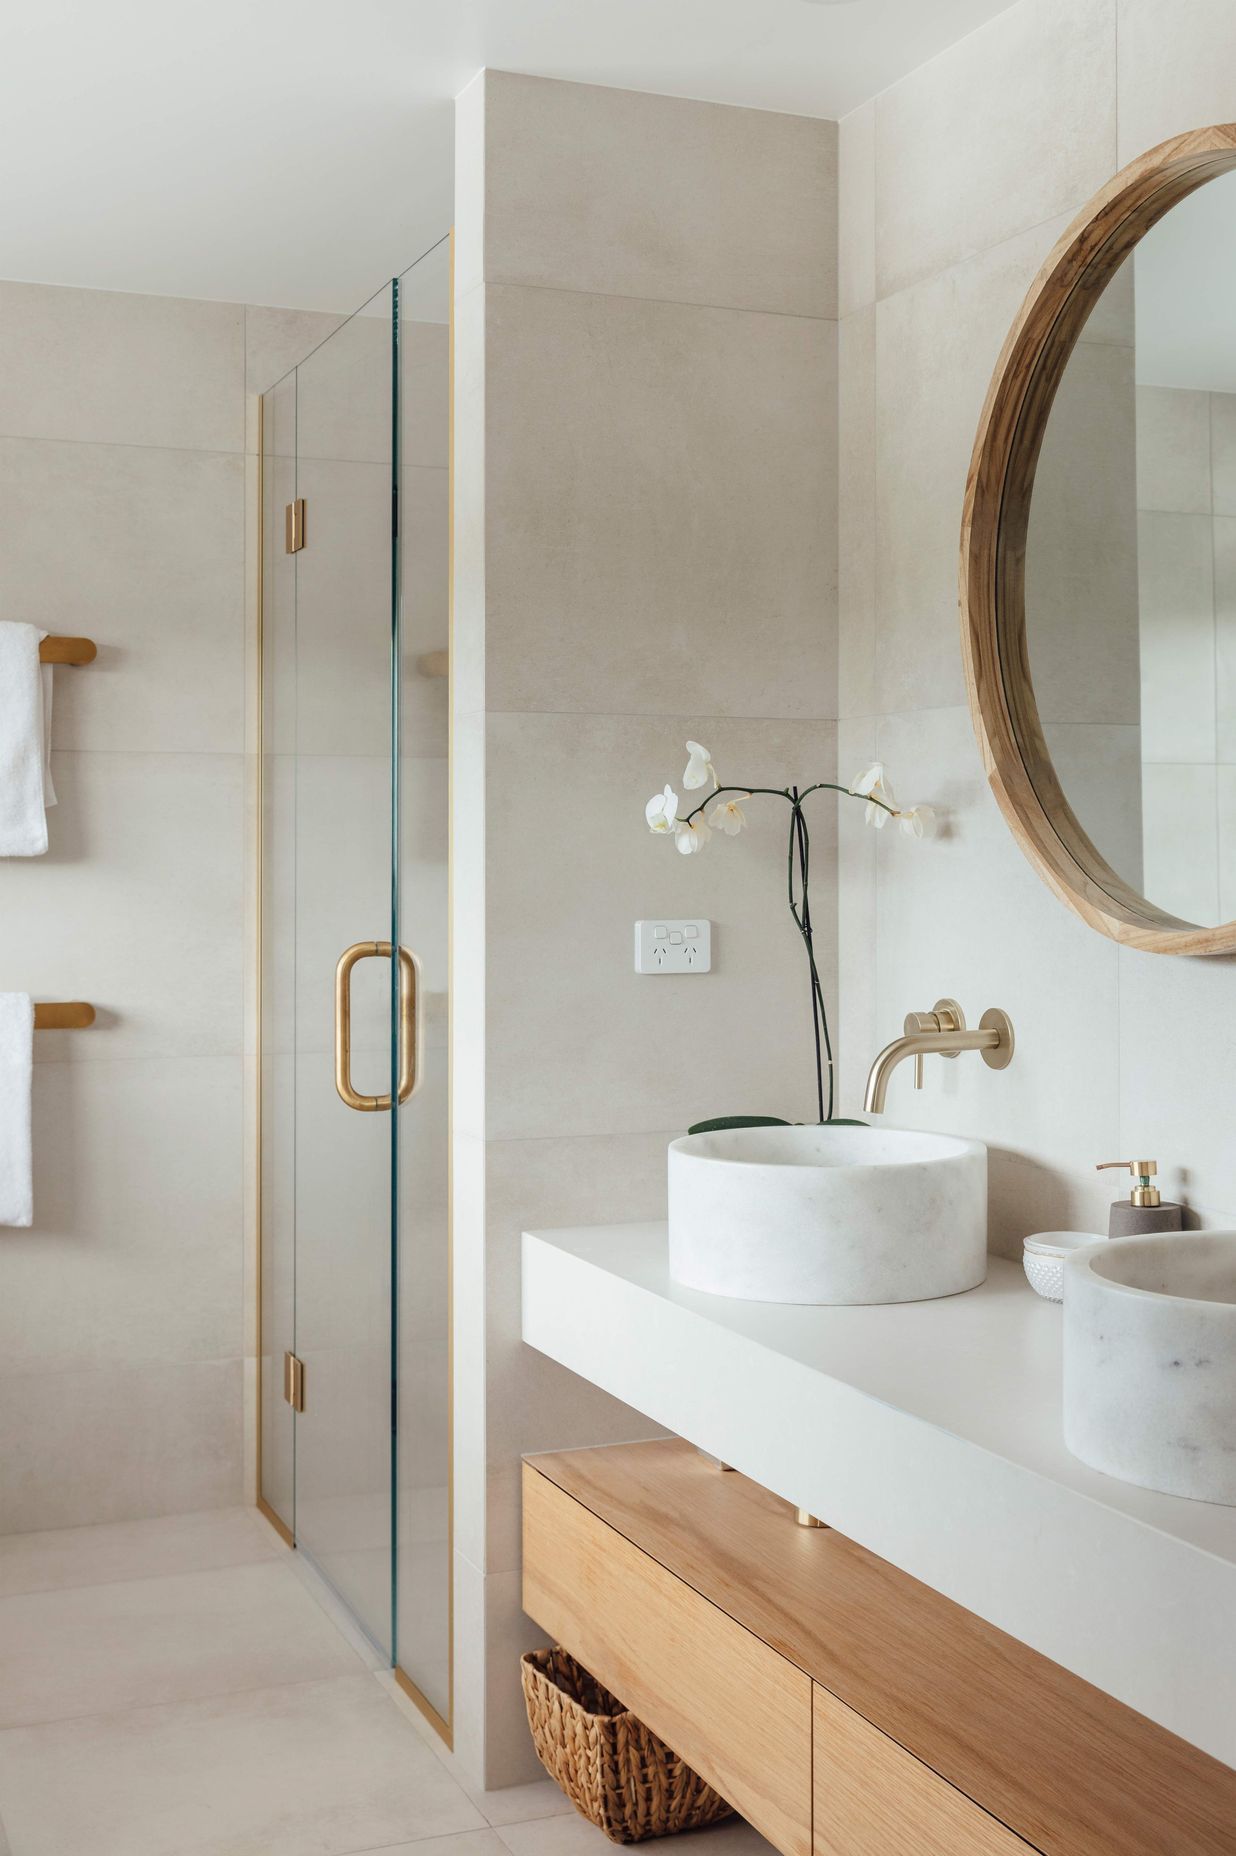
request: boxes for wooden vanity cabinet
[522,1441,1236,1856]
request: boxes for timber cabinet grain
[521,1440,1236,1856]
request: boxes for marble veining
[667,1123,986,1304]
[1063,1232,1236,1505]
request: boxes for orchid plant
[645,742,935,1127]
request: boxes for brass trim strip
[256,1494,294,1549]
[393,1663,454,1750]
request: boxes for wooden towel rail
[38,637,96,665]
[33,1003,95,1029]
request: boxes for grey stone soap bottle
[1095,1160,1183,1236]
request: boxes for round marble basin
[667,1124,987,1305]
[1064,1232,1236,1505]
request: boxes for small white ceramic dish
[1023,1231,1104,1302]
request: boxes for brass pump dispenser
[1096,1160,1183,1236]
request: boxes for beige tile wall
[836,0,1236,1255]
[0,283,340,1532]
[453,69,839,1786]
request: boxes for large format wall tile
[0,1058,242,1374]
[1118,939,1236,1225]
[838,309,876,719]
[0,1358,241,1531]
[874,0,1116,300]
[0,438,245,753]
[483,711,839,1143]
[0,282,243,452]
[485,283,836,719]
[838,102,876,318]
[1026,340,1140,727]
[10,751,243,1063]
[1116,0,1236,162]
[1135,384,1212,514]
[874,217,1068,712]
[1136,510,1216,762]
[482,1130,675,1572]
[869,706,1120,1257]
[481,71,837,318]
[245,303,346,400]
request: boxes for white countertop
[522,1222,1236,1769]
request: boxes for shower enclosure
[256,236,452,1738]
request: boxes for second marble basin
[667,1123,986,1305]
[1064,1232,1236,1505]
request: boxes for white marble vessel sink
[667,1124,986,1305]
[1064,1232,1236,1505]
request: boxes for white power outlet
[634,919,712,974]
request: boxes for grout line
[0,1666,387,1742]
[482,275,837,327]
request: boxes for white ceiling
[0,0,1017,313]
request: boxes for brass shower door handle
[334,941,420,1111]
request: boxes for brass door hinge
[283,1350,305,1412]
[285,498,306,554]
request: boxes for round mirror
[962,126,1236,954]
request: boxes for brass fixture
[864,1000,1014,1115]
[284,497,306,554]
[1096,1160,1161,1208]
[38,636,96,665]
[796,1509,826,1528]
[334,941,420,1111]
[283,1350,305,1413]
[32,1002,94,1030]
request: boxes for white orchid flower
[896,804,936,840]
[683,740,718,792]
[708,793,750,837]
[849,762,896,829]
[645,786,680,836]
[674,814,712,855]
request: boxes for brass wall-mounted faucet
[864,998,1014,1115]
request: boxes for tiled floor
[0,1507,775,1856]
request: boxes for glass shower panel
[395,235,452,1725]
[258,369,298,1540]
[290,282,398,1656]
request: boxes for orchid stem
[681,776,890,1126]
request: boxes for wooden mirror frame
[961,125,1236,956]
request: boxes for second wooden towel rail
[38,637,96,665]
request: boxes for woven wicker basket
[521,1648,735,1844]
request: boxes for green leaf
[686,1115,791,1135]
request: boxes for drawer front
[523,1464,813,1856]
[813,1685,1037,1856]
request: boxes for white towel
[0,621,56,856]
[0,993,34,1226]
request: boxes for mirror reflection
[1024,170,1236,928]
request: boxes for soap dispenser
[1096,1160,1183,1237]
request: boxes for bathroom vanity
[521,1222,1236,1845]
[524,1440,1235,1855]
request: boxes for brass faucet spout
[863,1005,1014,1115]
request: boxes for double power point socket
[634,919,712,974]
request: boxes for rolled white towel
[0,621,56,856]
[0,993,34,1226]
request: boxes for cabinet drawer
[523,1463,813,1856]
[813,1685,1036,1856]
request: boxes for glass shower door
[259,253,452,1733]
[287,282,399,1656]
